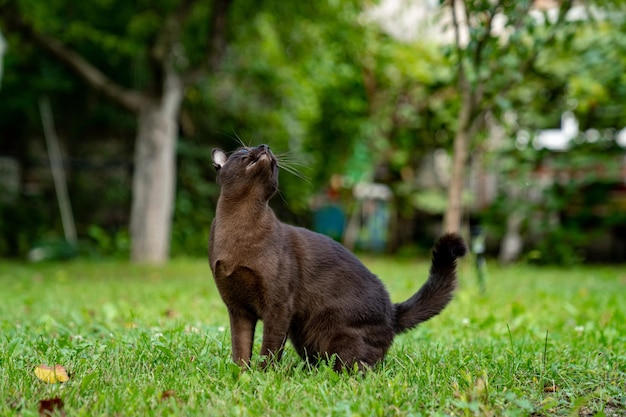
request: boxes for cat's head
[211,144,279,201]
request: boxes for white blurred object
[533,112,579,151]
[617,128,626,148]
[0,29,7,89]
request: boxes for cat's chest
[211,223,276,275]
[214,263,266,311]
[212,224,267,259]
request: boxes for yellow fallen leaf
[34,364,69,383]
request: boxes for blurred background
[0,0,625,265]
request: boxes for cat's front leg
[228,310,257,367]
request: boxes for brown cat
[209,144,466,371]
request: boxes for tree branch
[479,0,574,117]
[0,8,144,113]
[183,0,233,85]
[450,0,467,88]
[146,0,197,97]
[467,0,508,120]
[472,0,504,71]
[470,0,573,121]
[40,34,145,112]
[450,0,474,133]
[151,0,196,64]
[207,0,232,71]
[510,0,535,31]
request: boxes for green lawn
[0,257,624,416]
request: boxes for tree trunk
[130,69,182,263]
[443,99,471,234]
[2,1,235,263]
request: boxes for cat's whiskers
[221,130,251,149]
[277,157,308,169]
[276,152,308,168]
[236,132,253,148]
[277,159,311,186]
[217,131,244,149]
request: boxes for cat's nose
[258,144,269,151]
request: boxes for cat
[209,144,467,371]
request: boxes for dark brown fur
[209,144,466,370]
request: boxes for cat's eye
[238,149,249,154]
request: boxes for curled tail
[393,233,467,334]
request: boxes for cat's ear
[212,148,227,170]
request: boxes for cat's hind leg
[259,303,294,369]
[324,331,388,372]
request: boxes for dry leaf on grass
[159,389,182,406]
[34,364,69,383]
[38,397,64,416]
[160,390,178,402]
[543,383,558,392]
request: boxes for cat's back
[282,223,395,363]
[283,223,388,292]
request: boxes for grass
[0,257,624,416]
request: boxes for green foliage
[0,259,624,415]
[2,0,626,260]
[170,140,219,257]
[474,2,626,264]
[535,15,626,125]
[485,136,626,265]
[85,225,129,259]
[0,195,62,257]
[9,0,223,85]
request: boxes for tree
[0,0,232,263]
[442,0,574,234]
[485,3,626,264]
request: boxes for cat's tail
[393,233,467,334]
